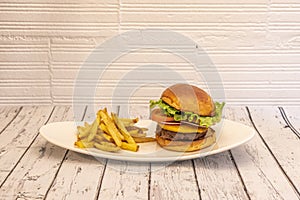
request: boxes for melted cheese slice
[158,123,207,133]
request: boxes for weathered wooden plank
[150,161,200,200]
[0,106,21,133]
[98,160,150,200]
[97,105,149,200]
[0,106,82,199]
[280,106,300,136]
[192,105,250,200]
[45,152,106,200]
[193,152,249,200]
[0,106,53,185]
[44,105,113,200]
[248,106,300,196]
[226,106,299,200]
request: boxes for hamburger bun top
[161,83,215,116]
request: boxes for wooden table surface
[0,105,299,200]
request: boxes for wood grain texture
[280,106,300,136]
[0,106,53,185]
[248,106,300,196]
[0,105,299,199]
[0,106,21,133]
[226,106,299,200]
[44,105,115,200]
[193,152,249,200]
[98,105,150,200]
[150,161,199,200]
[0,106,80,199]
[45,152,106,200]
[98,160,150,200]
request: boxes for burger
[150,83,225,152]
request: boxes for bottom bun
[156,129,216,152]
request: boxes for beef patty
[155,125,208,141]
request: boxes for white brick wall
[0,0,300,105]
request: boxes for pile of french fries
[74,108,156,152]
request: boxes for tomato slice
[150,108,174,122]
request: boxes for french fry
[102,133,113,142]
[75,107,150,153]
[103,110,125,140]
[74,141,85,148]
[84,122,91,128]
[127,127,139,132]
[99,110,123,146]
[97,111,101,124]
[101,141,118,147]
[97,128,104,134]
[126,126,147,135]
[121,142,139,152]
[86,120,98,142]
[103,108,125,140]
[140,127,148,132]
[94,134,106,142]
[77,126,84,135]
[119,117,139,126]
[128,129,146,138]
[111,113,136,144]
[95,132,114,142]
[74,140,94,148]
[77,126,90,139]
[94,142,120,152]
[133,137,156,143]
[99,122,109,133]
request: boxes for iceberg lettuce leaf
[150,99,225,127]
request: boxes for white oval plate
[40,119,255,162]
